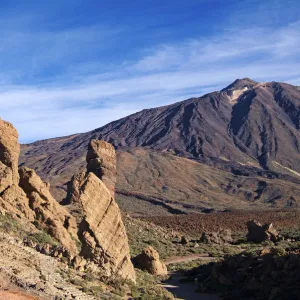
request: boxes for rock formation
[246,220,279,243]
[0,120,135,282]
[67,139,136,282]
[0,120,19,185]
[86,139,116,197]
[0,119,78,256]
[200,229,233,245]
[133,246,168,276]
[19,167,79,256]
[0,120,33,219]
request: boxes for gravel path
[163,253,215,265]
[161,254,219,300]
[162,272,220,300]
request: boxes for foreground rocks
[0,119,135,283]
[0,120,20,184]
[0,120,34,220]
[0,232,96,300]
[247,220,279,243]
[0,120,77,256]
[179,245,300,300]
[209,249,300,299]
[67,140,136,282]
[133,246,168,276]
[19,167,79,256]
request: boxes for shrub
[27,231,58,246]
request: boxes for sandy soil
[0,291,40,300]
[163,254,215,265]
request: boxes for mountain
[20,78,300,215]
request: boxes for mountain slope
[20,78,300,213]
[115,149,300,215]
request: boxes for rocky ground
[1,201,300,299]
[2,116,300,299]
[0,213,176,299]
[127,214,300,300]
[178,246,300,300]
[0,119,174,299]
[0,231,96,299]
[146,209,300,234]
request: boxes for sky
[0,0,300,143]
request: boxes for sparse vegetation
[0,213,27,237]
[0,213,58,247]
[26,231,58,246]
[125,216,220,259]
[131,269,173,300]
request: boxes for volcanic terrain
[20,78,300,215]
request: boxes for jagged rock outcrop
[0,120,33,219]
[133,246,168,276]
[67,140,136,282]
[0,120,135,282]
[0,119,78,257]
[246,220,279,243]
[86,139,116,197]
[0,119,20,185]
[19,167,79,256]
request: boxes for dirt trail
[161,254,219,299]
[163,253,215,265]
[0,291,40,300]
[162,272,220,300]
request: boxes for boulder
[86,139,116,197]
[67,140,136,282]
[19,167,79,256]
[72,256,88,272]
[200,229,232,245]
[247,220,279,243]
[0,184,34,220]
[133,246,168,276]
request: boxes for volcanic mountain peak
[222,78,258,91]
[220,78,257,104]
[19,78,300,212]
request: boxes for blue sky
[0,0,300,142]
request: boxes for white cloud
[0,20,300,142]
[132,22,300,73]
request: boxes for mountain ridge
[20,78,300,214]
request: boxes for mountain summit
[221,78,257,91]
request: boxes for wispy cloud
[132,21,300,73]
[0,8,300,142]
